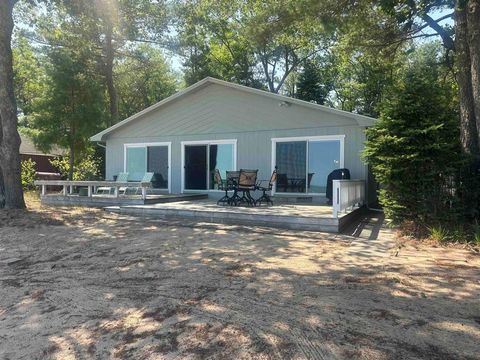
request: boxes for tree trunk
[455,0,480,155]
[0,168,5,208]
[0,0,25,209]
[68,145,74,181]
[466,0,480,150]
[105,23,118,126]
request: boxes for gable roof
[90,77,376,142]
[20,134,65,157]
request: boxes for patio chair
[214,169,229,205]
[255,169,277,206]
[96,172,129,195]
[235,169,258,206]
[226,170,241,205]
[123,172,154,195]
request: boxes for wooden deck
[105,200,365,233]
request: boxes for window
[126,147,146,181]
[124,143,170,190]
[273,136,344,194]
[183,140,236,191]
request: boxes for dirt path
[0,203,479,359]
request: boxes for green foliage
[50,154,101,181]
[21,159,37,190]
[296,57,335,105]
[473,221,480,246]
[116,44,177,119]
[28,8,107,178]
[176,0,329,92]
[12,37,46,127]
[428,225,450,243]
[363,44,461,231]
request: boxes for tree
[315,0,480,156]
[0,0,25,209]
[115,44,177,119]
[363,45,461,230]
[30,0,171,126]
[12,37,46,128]
[296,57,335,105]
[176,0,330,93]
[30,42,106,180]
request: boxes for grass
[428,225,450,243]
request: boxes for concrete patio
[105,200,364,233]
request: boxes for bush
[21,158,37,190]
[363,47,462,234]
[50,154,101,181]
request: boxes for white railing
[34,180,151,200]
[332,179,365,218]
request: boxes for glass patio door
[275,141,307,193]
[148,146,169,189]
[274,137,342,194]
[184,145,208,190]
[183,141,236,191]
[125,144,169,190]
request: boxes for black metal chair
[214,169,230,205]
[226,170,241,205]
[256,169,277,206]
[235,169,258,206]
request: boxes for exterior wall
[104,83,369,197]
[20,154,59,174]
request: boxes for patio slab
[40,193,208,207]
[104,200,365,233]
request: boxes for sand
[0,195,479,359]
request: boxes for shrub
[363,47,462,234]
[428,225,450,243]
[21,158,37,190]
[473,221,480,246]
[50,154,101,181]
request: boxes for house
[90,77,376,204]
[20,134,63,179]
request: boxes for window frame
[271,135,345,196]
[123,142,172,193]
[181,139,237,193]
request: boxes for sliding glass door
[183,141,236,191]
[184,145,208,190]
[125,143,170,190]
[273,136,343,194]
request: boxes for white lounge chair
[96,172,129,195]
[123,172,154,195]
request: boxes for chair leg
[217,189,230,205]
[256,189,273,206]
[229,189,242,206]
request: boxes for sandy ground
[0,195,479,360]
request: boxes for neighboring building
[20,134,63,178]
[91,77,376,203]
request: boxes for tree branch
[420,13,455,50]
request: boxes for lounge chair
[96,172,129,195]
[122,172,154,195]
[255,169,277,206]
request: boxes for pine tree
[363,46,461,230]
[296,59,333,105]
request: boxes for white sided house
[91,77,376,205]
